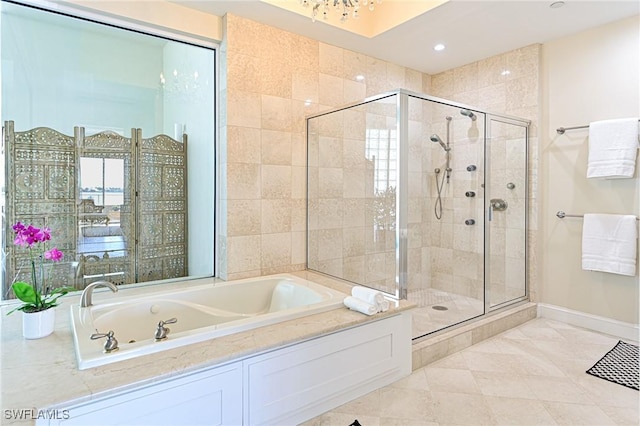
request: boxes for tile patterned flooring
[303,318,640,425]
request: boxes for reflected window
[365,128,397,192]
[80,158,125,211]
[78,157,126,276]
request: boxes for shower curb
[411,302,537,371]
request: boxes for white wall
[161,43,215,277]
[1,6,162,133]
[540,15,640,324]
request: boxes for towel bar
[556,119,640,135]
[556,211,639,220]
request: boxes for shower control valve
[490,198,508,211]
[465,219,475,226]
[465,191,476,197]
[466,165,477,172]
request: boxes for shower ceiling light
[434,43,445,51]
[300,0,383,23]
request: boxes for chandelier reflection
[159,68,205,102]
[300,0,383,22]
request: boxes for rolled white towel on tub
[379,299,390,312]
[352,286,385,309]
[343,296,378,315]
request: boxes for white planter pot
[22,308,55,339]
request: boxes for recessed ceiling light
[501,70,511,76]
[434,44,445,52]
[355,75,365,81]
[549,1,565,8]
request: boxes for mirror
[1,2,216,300]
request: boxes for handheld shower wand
[430,134,450,151]
[432,116,453,220]
[460,109,477,120]
[431,116,453,180]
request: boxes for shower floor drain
[432,305,449,311]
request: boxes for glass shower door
[486,115,528,309]
[407,96,486,339]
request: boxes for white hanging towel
[582,214,638,276]
[587,118,639,179]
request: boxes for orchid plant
[7,222,75,314]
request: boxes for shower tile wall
[430,44,540,304]
[219,14,431,281]
[408,97,486,335]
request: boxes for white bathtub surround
[582,214,638,276]
[47,313,411,426]
[587,117,640,179]
[71,274,346,369]
[0,271,414,426]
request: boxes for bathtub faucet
[80,280,118,308]
[155,318,178,341]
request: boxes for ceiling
[174,0,639,75]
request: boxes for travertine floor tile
[543,401,617,426]
[303,318,639,426]
[484,396,557,426]
[424,367,481,394]
[431,391,496,425]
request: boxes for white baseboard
[537,303,639,342]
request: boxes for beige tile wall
[408,99,486,304]
[218,14,430,280]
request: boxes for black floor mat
[586,340,639,391]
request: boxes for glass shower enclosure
[306,90,529,340]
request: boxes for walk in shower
[306,90,529,340]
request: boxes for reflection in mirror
[78,158,126,277]
[1,2,215,301]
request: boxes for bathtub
[70,274,347,370]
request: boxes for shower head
[460,109,477,121]
[430,134,450,151]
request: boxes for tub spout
[80,280,118,308]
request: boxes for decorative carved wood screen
[3,121,188,297]
[3,122,79,296]
[136,130,188,283]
